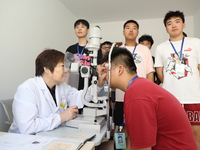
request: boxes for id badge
[176,64,185,76]
[114,132,126,149]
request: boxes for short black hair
[74,19,90,29]
[101,41,112,48]
[163,10,185,27]
[138,34,154,46]
[102,47,137,74]
[183,32,187,37]
[123,20,139,29]
[102,41,112,46]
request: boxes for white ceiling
[60,0,200,23]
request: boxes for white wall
[0,0,77,100]
[0,0,197,100]
[194,8,200,38]
[91,16,194,56]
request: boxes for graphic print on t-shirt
[74,53,91,66]
[166,52,192,79]
[133,53,142,64]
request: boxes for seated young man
[97,47,197,150]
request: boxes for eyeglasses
[102,47,111,51]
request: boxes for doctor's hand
[60,105,78,123]
[97,64,107,87]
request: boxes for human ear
[118,65,124,75]
[44,67,50,74]
[166,27,169,34]
[183,23,186,29]
[87,29,90,34]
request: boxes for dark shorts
[184,103,200,125]
[114,142,122,150]
[114,102,124,126]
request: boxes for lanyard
[127,75,139,88]
[131,44,137,55]
[119,117,124,132]
[76,41,87,60]
[119,75,138,132]
[169,37,185,61]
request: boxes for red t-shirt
[124,78,197,150]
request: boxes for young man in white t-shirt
[121,20,154,80]
[138,34,161,85]
[154,10,200,149]
[114,20,155,128]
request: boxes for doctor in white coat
[9,49,106,135]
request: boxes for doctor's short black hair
[102,47,137,74]
[35,49,64,76]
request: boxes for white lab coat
[9,76,98,134]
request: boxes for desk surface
[0,131,95,150]
[37,122,108,146]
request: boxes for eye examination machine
[65,26,116,139]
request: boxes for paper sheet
[0,133,57,150]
